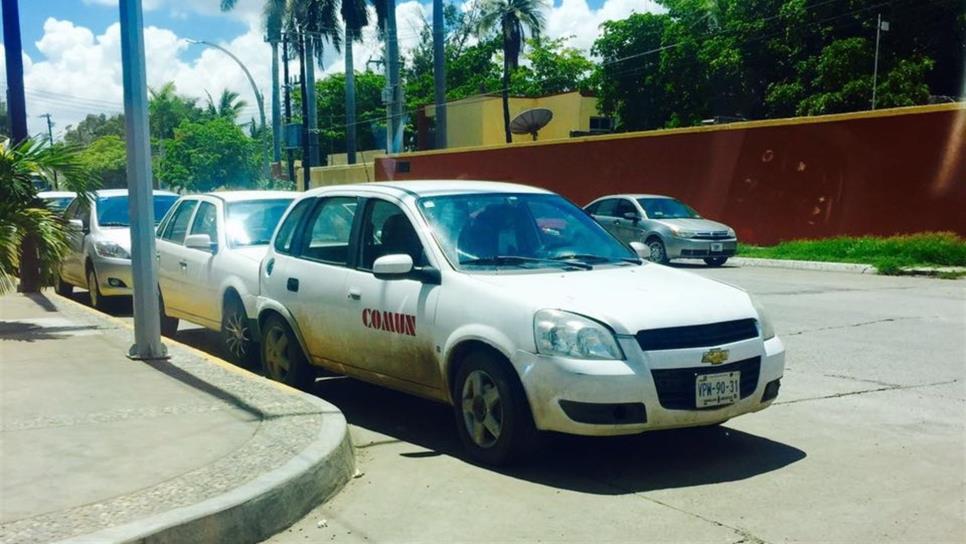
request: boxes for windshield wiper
[98,221,129,227]
[551,253,641,265]
[461,256,593,270]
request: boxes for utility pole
[269,35,282,165]
[39,113,58,187]
[386,0,403,154]
[304,33,320,168]
[283,33,296,184]
[298,30,312,191]
[871,13,890,110]
[119,0,165,360]
[432,0,447,150]
[345,27,357,165]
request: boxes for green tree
[341,0,388,162]
[78,135,127,188]
[63,113,125,147]
[204,89,248,122]
[314,71,388,160]
[477,0,549,143]
[0,139,99,293]
[157,117,260,193]
[511,37,594,96]
[148,82,203,142]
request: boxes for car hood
[470,264,755,335]
[653,218,731,232]
[96,227,132,251]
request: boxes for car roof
[38,191,75,198]
[304,180,552,198]
[593,194,673,200]
[95,188,178,197]
[196,190,297,203]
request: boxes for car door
[156,199,198,314]
[61,199,89,284]
[178,199,220,327]
[270,195,358,365]
[613,198,643,243]
[340,198,443,390]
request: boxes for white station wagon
[256,181,785,464]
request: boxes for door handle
[346,288,361,300]
[287,277,299,292]
[179,260,187,268]
[155,252,160,261]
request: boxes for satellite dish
[510,108,553,141]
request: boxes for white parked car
[56,189,179,309]
[37,191,76,213]
[155,191,295,364]
[256,181,785,465]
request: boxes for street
[69,265,966,543]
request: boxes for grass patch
[738,232,966,275]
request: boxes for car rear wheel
[453,350,538,466]
[86,268,105,311]
[222,296,258,367]
[704,257,728,267]
[647,238,669,264]
[54,274,72,296]
[261,314,314,391]
[159,293,179,337]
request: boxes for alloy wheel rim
[649,242,664,262]
[87,271,98,306]
[461,370,503,448]
[264,326,291,379]
[224,311,250,359]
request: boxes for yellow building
[421,91,608,149]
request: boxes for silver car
[56,189,179,309]
[585,194,737,266]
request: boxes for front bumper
[515,336,785,436]
[665,237,737,260]
[91,256,133,297]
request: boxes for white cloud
[545,0,664,52]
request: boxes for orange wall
[376,104,966,245]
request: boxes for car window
[638,198,701,219]
[226,199,293,247]
[161,200,197,244]
[360,199,425,270]
[593,199,619,217]
[274,198,314,255]
[614,199,638,218]
[96,194,179,227]
[189,201,217,241]
[299,197,357,265]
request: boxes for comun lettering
[361,309,417,337]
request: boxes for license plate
[695,371,740,408]
[711,242,723,252]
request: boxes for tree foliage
[158,117,260,192]
[78,135,128,188]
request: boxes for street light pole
[187,39,271,179]
[871,13,889,110]
[119,0,166,360]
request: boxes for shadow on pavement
[310,376,806,494]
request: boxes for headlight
[93,240,130,259]
[533,309,624,360]
[726,228,736,238]
[750,296,776,340]
[671,226,698,238]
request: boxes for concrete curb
[729,257,877,274]
[49,294,355,544]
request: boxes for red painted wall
[376,105,966,245]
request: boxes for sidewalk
[0,292,353,544]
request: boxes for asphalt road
[74,265,966,543]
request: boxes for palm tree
[287,0,343,167]
[0,139,99,293]
[341,0,388,163]
[221,0,286,164]
[477,0,548,143]
[205,89,249,122]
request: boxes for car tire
[86,267,106,311]
[704,257,728,267]
[54,274,72,296]
[261,314,314,391]
[646,238,669,264]
[159,293,179,337]
[453,350,539,466]
[222,295,258,367]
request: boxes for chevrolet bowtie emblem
[702,348,729,365]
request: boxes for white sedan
[255,181,785,465]
[156,191,295,364]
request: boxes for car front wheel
[222,296,258,367]
[647,238,669,264]
[261,314,314,391]
[453,350,538,466]
[87,268,105,311]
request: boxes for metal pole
[298,31,312,191]
[432,0,447,149]
[119,0,166,360]
[40,113,58,187]
[2,0,28,145]
[283,34,296,184]
[188,39,270,179]
[345,27,358,165]
[304,36,320,167]
[271,39,282,164]
[872,13,882,110]
[386,0,403,153]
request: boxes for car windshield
[226,199,294,247]
[418,193,639,271]
[638,198,701,220]
[96,194,179,227]
[43,196,74,212]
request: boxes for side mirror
[68,218,88,233]
[623,212,641,223]
[373,254,414,278]
[184,233,217,254]
[630,241,649,260]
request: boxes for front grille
[636,318,758,351]
[651,357,761,410]
[692,231,731,240]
